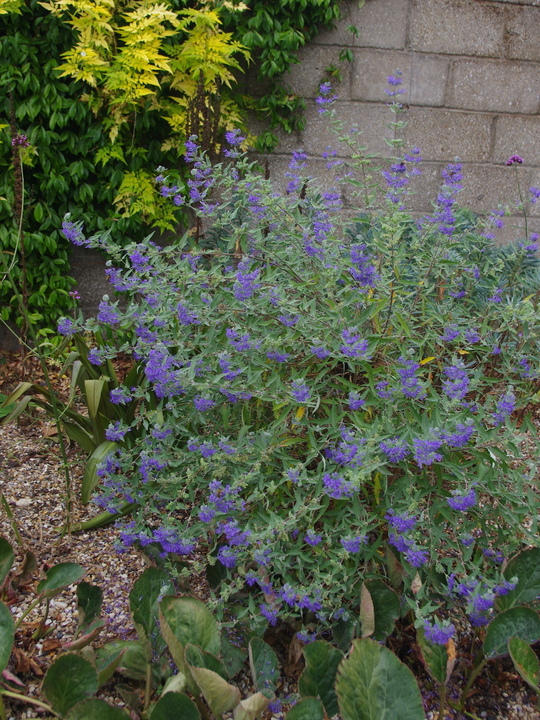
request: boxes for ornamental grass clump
[57,76,540,642]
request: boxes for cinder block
[299,101,394,158]
[409,0,505,57]
[458,163,531,214]
[284,45,353,99]
[491,216,540,246]
[315,0,408,50]
[496,0,540,6]
[352,49,449,106]
[404,108,493,163]
[447,59,540,114]
[505,6,540,62]
[493,115,540,167]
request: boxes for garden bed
[0,353,539,720]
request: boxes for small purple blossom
[177,303,200,325]
[340,536,367,553]
[386,510,417,533]
[105,421,128,442]
[217,546,238,568]
[278,314,299,327]
[310,346,330,359]
[439,326,460,342]
[291,380,310,403]
[322,472,355,499]
[348,391,365,411]
[492,390,516,426]
[193,396,216,412]
[506,155,524,166]
[57,317,75,336]
[305,529,323,546]
[267,351,290,362]
[97,301,120,325]
[379,437,409,463]
[413,437,443,466]
[447,488,477,512]
[423,620,455,645]
[110,387,132,404]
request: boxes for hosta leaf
[76,581,103,634]
[298,641,343,718]
[416,627,448,685]
[508,637,540,691]
[189,665,241,716]
[42,653,98,716]
[65,698,131,719]
[0,600,15,673]
[484,607,540,658]
[129,568,174,654]
[37,563,85,598]
[150,692,200,720]
[249,637,279,692]
[233,692,271,720]
[185,643,228,680]
[336,638,425,720]
[497,549,540,610]
[360,583,375,638]
[159,595,220,658]
[0,536,14,587]
[364,578,400,641]
[285,697,325,720]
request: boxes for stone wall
[19,0,540,336]
[266,0,540,242]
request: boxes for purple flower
[405,548,429,567]
[233,259,261,301]
[423,620,455,645]
[11,133,29,147]
[443,422,475,448]
[267,351,290,362]
[177,303,200,325]
[375,380,394,399]
[530,187,540,204]
[397,356,425,399]
[506,155,524,166]
[316,82,337,113]
[61,220,87,246]
[349,243,379,288]
[340,328,369,359]
[219,355,242,381]
[379,437,409,463]
[305,529,322,546]
[226,328,259,351]
[386,510,417,533]
[310,346,330,359]
[325,427,365,467]
[348,392,365,411]
[225,129,244,146]
[386,72,405,97]
[439,326,460,342]
[193,396,216,412]
[278,314,299,327]
[97,301,120,325]
[447,488,476,512]
[152,426,172,440]
[217,546,238,568]
[57,317,76,336]
[291,380,310,403]
[464,329,481,344]
[492,390,516,426]
[442,361,469,401]
[153,528,195,555]
[322,472,355,499]
[413,437,443,466]
[110,387,132,404]
[105,421,128,442]
[199,506,216,523]
[260,603,279,625]
[340,536,367,553]
[493,579,517,596]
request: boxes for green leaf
[42,653,98,716]
[508,637,540,692]
[76,581,103,634]
[84,379,105,420]
[364,579,401,641]
[298,641,343,717]
[189,665,241,716]
[81,441,118,504]
[0,536,14,587]
[221,633,248,678]
[159,595,220,670]
[336,638,425,720]
[332,616,356,653]
[129,568,174,654]
[285,697,325,720]
[150,692,201,720]
[233,692,271,720]
[96,641,148,682]
[65,698,131,719]
[416,627,449,685]
[497,548,540,610]
[185,644,229,680]
[249,637,279,692]
[0,600,15,673]
[37,563,86,598]
[95,646,125,687]
[484,607,540,659]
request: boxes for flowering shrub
[58,77,540,641]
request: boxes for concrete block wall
[266,0,540,243]
[53,0,540,327]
